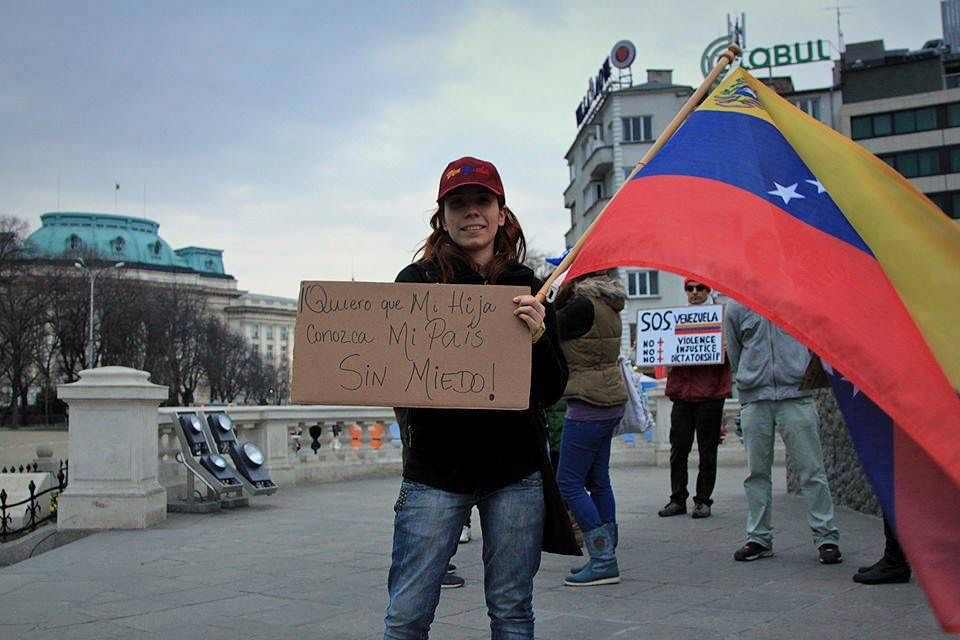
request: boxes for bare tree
[241,351,278,405]
[524,245,562,281]
[0,280,47,426]
[202,317,252,403]
[98,275,151,370]
[0,216,49,426]
[45,268,91,380]
[0,215,30,280]
[143,285,209,406]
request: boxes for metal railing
[0,460,69,542]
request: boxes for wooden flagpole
[536,43,741,303]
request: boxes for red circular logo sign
[610,40,636,69]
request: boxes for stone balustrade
[154,381,767,498]
[157,405,402,499]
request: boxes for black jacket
[393,259,568,493]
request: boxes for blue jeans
[384,472,544,640]
[556,418,619,532]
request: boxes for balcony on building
[582,143,614,180]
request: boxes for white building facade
[563,69,695,356]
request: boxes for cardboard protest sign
[291,281,532,409]
[636,304,725,366]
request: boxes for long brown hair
[414,198,527,284]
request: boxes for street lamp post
[73,258,125,369]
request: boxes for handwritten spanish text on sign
[636,304,725,366]
[291,281,532,409]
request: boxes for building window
[622,116,653,142]
[267,344,273,358]
[626,270,659,298]
[68,234,83,251]
[915,107,937,131]
[580,125,604,159]
[926,189,960,219]
[872,113,893,136]
[852,104,954,139]
[568,161,576,182]
[851,116,872,140]
[251,325,259,339]
[266,325,274,340]
[917,149,940,176]
[878,146,953,179]
[280,327,289,341]
[948,103,960,127]
[793,97,821,120]
[950,148,960,173]
[897,153,919,178]
[584,181,604,210]
[112,236,125,254]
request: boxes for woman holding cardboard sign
[384,157,569,640]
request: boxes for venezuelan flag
[565,67,960,631]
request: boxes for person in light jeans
[724,300,841,565]
[384,156,568,639]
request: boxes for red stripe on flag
[567,175,960,487]
[894,426,960,632]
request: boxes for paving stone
[0,467,951,639]
[0,624,34,640]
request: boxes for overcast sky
[0,0,943,298]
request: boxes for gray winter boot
[564,525,620,586]
[571,522,617,573]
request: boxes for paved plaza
[0,465,949,639]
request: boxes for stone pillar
[263,420,296,486]
[57,367,169,530]
[648,383,674,467]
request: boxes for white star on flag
[821,360,860,397]
[767,182,805,205]
[805,178,827,194]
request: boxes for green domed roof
[24,212,226,275]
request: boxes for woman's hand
[513,294,545,334]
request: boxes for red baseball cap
[437,156,505,203]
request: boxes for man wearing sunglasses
[658,279,732,519]
[724,300,842,565]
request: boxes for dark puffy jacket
[393,259,568,494]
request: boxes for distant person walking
[384,156,568,640]
[658,279,732,520]
[555,271,627,587]
[724,300,842,565]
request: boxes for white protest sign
[636,304,725,366]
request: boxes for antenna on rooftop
[824,1,853,53]
[727,12,746,49]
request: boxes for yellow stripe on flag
[737,69,960,389]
